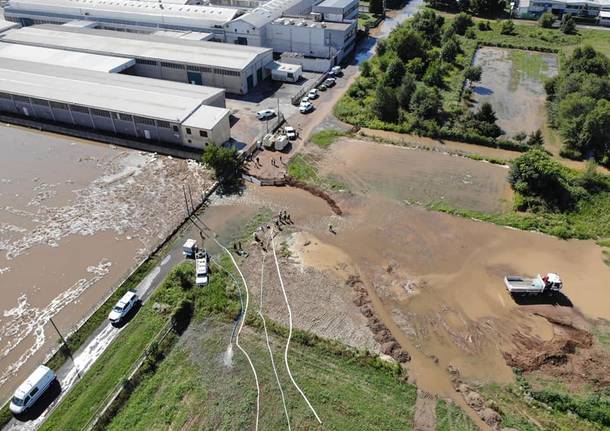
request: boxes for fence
[290,72,330,106]
[242,174,286,186]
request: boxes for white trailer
[504,273,563,295]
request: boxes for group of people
[251,209,294,252]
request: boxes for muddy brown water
[211,171,610,424]
[472,47,558,137]
[0,125,213,401]
[318,138,512,213]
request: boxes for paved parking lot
[226,72,320,148]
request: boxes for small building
[269,61,303,82]
[0,24,274,94]
[0,58,231,149]
[312,0,359,22]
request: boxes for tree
[469,0,505,16]
[397,73,416,108]
[410,85,442,119]
[385,59,406,87]
[560,13,576,34]
[475,102,497,123]
[527,129,545,146]
[452,12,474,35]
[201,144,242,191]
[372,84,400,122]
[500,20,516,35]
[441,37,460,63]
[391,27,426,62]
[423,60,444,87]
[411,9,445,44]
[578,99,610,162]
[464,65,482,85]
[566,46,609,77]
[369,0,384,15]
[538,11,555,28]
[360,60,372,77]
[508,148,579,211]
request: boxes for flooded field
[318,138,512,213]
[0,125,213,400]
[472,47,558,136]
[204,138,610,415]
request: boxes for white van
[10,365,56,415]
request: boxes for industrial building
[0,19,20,34]
[0,24,274,94]
[3,0,241,36]
[516,0,610,19]
[0,58,231,149]
[312,0,358,22]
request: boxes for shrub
[538,11,555,28]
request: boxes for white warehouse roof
[0,43,135,73]
[0,19,19,34]
[5,0,241,28]
[0,25,273,71]
[0,58,226,123]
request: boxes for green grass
[40,260,239,431]
[287,154,346,191]
[509,49,549,85]
[428,190,610,239]
[435,399,478,431]
[310,129,348,149]
[106,319,418,431]
[480,382,604,431]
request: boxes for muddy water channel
[0,125,213,400]
[472,47,558,136]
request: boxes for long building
[3,0,241,35]
[0,24,274,94]
[0,58,231,149]
[516,0,610,19]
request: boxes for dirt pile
[503,307,609,389]
[454,380,502,429]
[347,275,411,363]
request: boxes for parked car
[300,96,310,104]
[108,290,138,324]
[330,66,342,76]
[284,126,297,140]
[324,78,336,87]
[308,88,319,99]
[256,109,276,120]
[299,101,314,113]
[318,84,327,91]
[10,365,57,415]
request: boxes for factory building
[516,0,610,18]
[0,19,20,34]
[3,0,241,36]
[0,58,231,149]
[312,0,358,21]
[0,24,274,94]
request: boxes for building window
[173,125,179,132]
[186,128,192,134]
[199,130,208,137]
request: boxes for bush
[538,11,555,28]
[500,20,516,35]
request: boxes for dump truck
[504,273,562,295]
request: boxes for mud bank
[0,125,213,400]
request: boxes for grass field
[287,154,346,191]
[310,129,348,149]
[106,319,418,430]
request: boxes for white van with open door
[10,365,56,415]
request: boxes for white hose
[270,234,322,424]
[214,238,261,431]
[258,248,292,431]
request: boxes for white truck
[504,273,563,295]
[10,365,57,415]
[183,239,197,258]
[195,251,209,286]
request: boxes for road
[3,210,208,431]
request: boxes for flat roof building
[3,0,241,35]
[516,0,610,17]
[0,44,135,73]
[0,24,274,94]
[0,58,230,149]
[312,0,359,21]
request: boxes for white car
[256,109,276,120]
[284,126,297,140]
[299,101,314,113]
[324,77,336,87]
[308,89,319,99]
[108,290,138,324]
[300,96,309,104]
[330,66,342,76]
[10,365,56,415]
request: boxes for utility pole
[49,317,80,379]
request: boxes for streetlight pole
[49,317,81,379]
